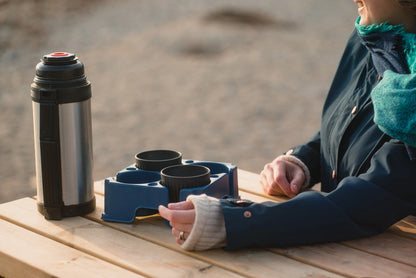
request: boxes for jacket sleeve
[220,140,416,250]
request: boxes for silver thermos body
[31,52,95,220]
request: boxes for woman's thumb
[290,171,305,194]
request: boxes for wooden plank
[0,219,140,278]
[239,190,279,203]
[389,216,416,240]
[343,232,416,267]
[0,198,242,278]
[271,243,416,278]
[89,192,344,278]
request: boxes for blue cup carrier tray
[101,160,238,223]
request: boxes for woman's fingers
[260,161,291,197]
[260,164,281,195]
[159,205,194,222]
[172,227,192,241]
[274,163,294,197]
[158,204,172,221]
[159,203,195,245]
[289,166,305,195]
[260,159,305,198]
[168,200,194,210]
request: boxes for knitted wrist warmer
[275,154,311,189]
[181,194,226,251]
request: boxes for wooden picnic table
[0,169,415,277]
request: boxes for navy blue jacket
[220,30,416,249]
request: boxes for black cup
[160,165,211,202]
[135,150,182,171]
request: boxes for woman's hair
[396,0,416,14]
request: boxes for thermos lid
[43,52,76,63]
[31,52,91,104]
[36,52,84,80]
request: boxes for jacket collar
[357,31,409,76]
[355,17,409,76]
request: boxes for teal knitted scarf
[355,17,416,147]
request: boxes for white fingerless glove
[181,194,226,251]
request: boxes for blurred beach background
[0,0,356,203]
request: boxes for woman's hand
[158,200,195,245]
[259,158,305,198]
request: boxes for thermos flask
[31,52,95,220]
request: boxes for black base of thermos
[37,197,96,220]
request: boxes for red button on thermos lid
[42,52,76,64]
[50,52,70,57]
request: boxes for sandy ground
[0,0,356,203]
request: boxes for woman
[159,0,416,251]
